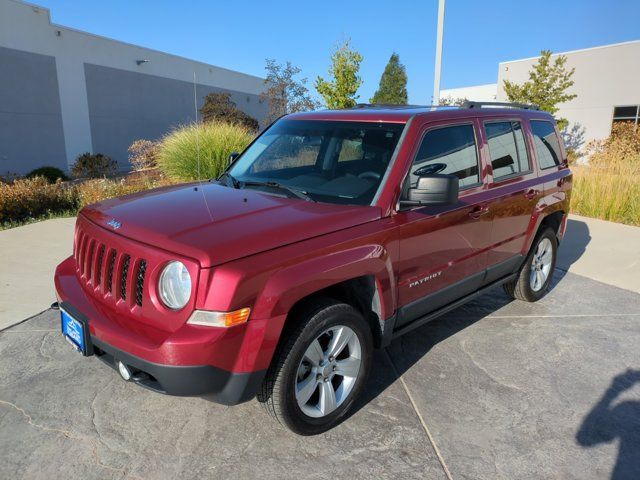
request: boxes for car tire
[504,227,558,302]
[258,298,373,435]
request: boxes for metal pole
[432,0,446,109]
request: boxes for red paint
[54,106,571,377]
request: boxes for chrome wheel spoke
[334,357,360,378]
[303,339,324,366]
[530,269,538,289]
[318,381,337,415]
[295,324,361,418]
[327,326,353,358]
[530,238,553,292]
[296,375,319,406]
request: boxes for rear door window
[530,120,562,169]
[485,121,530,180]
[410,124,480,189]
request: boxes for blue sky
[37,0,640,104]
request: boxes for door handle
[524,188,539,200]
[469,205,489,219]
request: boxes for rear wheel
[504,227,557,302]
[258,298,373,435]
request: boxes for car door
[394,119,492,329]
[481,118,543,283]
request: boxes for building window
[612,105,640,128]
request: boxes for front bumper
[54,256,277,404]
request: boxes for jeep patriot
[54,102,572,434]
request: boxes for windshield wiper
[217,172,240,189]
[241,181,315,202]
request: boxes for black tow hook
[51,302,60,310]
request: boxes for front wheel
[504,227,558,302]
[258,299,373,435]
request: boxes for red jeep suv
[54,102,571,435]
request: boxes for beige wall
[497,41,640,151]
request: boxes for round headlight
[158,261,192,310]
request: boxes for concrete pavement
[0,217,75,330]
[557,214,640,294]
[1,270,638,479]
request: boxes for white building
[440,40,640,152]
[0,0,267,175]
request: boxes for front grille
[73,219,166,312]
[120,255,131,300]
[107,250,117,293]
[135,260,147,307]
[95,245,105,286]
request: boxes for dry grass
[571,124,640,226]
[76,171,175,208]
[1,172,178,230]
[0,177,77,226]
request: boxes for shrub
[77,173,175,208]
[200,92,259,132]
[71,152,117,178]
[128,139,159,171]
[0,177,77,225]
[571,123,640,226]
[157,122,253,181]
[26,166,68,183]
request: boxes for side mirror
[401,174,459,207]
[228,152,240,166]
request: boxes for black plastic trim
[395,270,485,329]
[389,272,517,341]
[91,336,266,405]
[484,255,524,285]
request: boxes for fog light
[117,361,132,381]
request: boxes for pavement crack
[459,339,523,392]
[383,349,454,480]
[38,333,53,361]
[0,398,142,480]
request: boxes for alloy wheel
[295,325,362,418]
[530,237,553,291]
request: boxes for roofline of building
[441,82,498,91]
[499,39,640,65]
[7,0,266,82]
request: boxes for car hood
[81,182,381,267]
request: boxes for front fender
[252,244,396,322]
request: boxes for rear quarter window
[530,120,563,169]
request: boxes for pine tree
[370,53,408,105]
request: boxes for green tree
[315,39,363,109]
[260,59,320,124]
[370,53,408,105]
[503,50,577,130]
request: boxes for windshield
[227,120,405,205]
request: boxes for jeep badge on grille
[107,219,122,230]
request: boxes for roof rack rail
[461,100,540,110]
[352,103,430,109]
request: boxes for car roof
[285,104,556,124]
